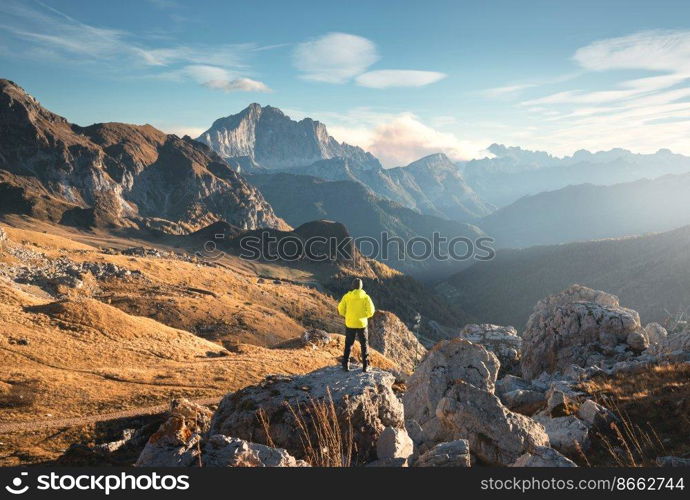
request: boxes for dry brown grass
[578,364,690,466]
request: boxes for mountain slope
[481,173,690,248]
[196,103,380,170]
[247,172,486,278]
[0,79,285,233]
[464,144,690,207]
[436,224,690,328]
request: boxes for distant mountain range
[247,172,485,278]
[480,172,690,248]
[463,143,690,207]
[0,79,285,233]
[198,104,491,223]
[436,224,690,329]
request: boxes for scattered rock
[511,446,577,467]
[135,399,212,467]
[496,374,531,396]
[376,426,414,462]
[300,328,331,348]
[576,399,616,429]
[209,366,404,464]
[521,285,644,379]
[534,415,590,456]
[368,311,427,374]
[414,440,471,467]
[458,323,522,376]
[202,435,309,467]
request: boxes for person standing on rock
[338,278,376,372]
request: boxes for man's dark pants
[343,327,368,369]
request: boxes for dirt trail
[0,397,221,435]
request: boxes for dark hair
[352,278,363,290]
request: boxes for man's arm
[337,294,347,317]
[365,296,375,318]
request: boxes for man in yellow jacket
[338,278,375,372]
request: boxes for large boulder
[202,435,309,467]
[404,339,500,445]
[511,446,577,467]
[458,323,522,376]
[136,399,212,467]
[368,311,427,374]
[414,440,471,467]
[209,366,404,464]
[435,381,550,465]
[521,285,645,379]
[404,339,548,464]
[376,426,414,462]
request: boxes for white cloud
[293,32,379,83]
[355,70,446,89]
[204,77,271,93]
[329,112,486,166]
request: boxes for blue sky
[2,0,690,166]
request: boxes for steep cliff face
[0,80,285,233]
[196,104,381,170]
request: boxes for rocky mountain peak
[197,104,381,170]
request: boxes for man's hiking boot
[342,362,350,372]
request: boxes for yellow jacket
[338,289,376,328]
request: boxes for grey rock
[522,285,644,379]
[534,415,590,455]
[644,323,668,345]
[501,389,546,415]
[376,426,414,461]
[458,323,522,376]
[435,381,550,465]
[511,446,578,467]
[577,399,616,429]
[496,375,532,396]
[210,366,404,463]
[656,456,690,467]
[368,311,427,374]
[202,435,309,467]
[415,440,471,467]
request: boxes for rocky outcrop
[521,285,646,379]
[135,399,212,467]
[511,446,577,467]
[210,366,404,463]
[368,311,427,373]
[647,331,690,361]
[458,323,522,376]
[403,339,549,465]
[202,435,309,467]
[414,440,471,467]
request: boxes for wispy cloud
[293,32,379,83]
[0,0,271,92]
[292,32,445,89]
[500,30,690,156]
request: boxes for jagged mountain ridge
[0,79,285,233]
[198,104,491,222]
[196,103,380,170]
[463,143,690,207]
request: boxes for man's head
[352,278,363,290]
